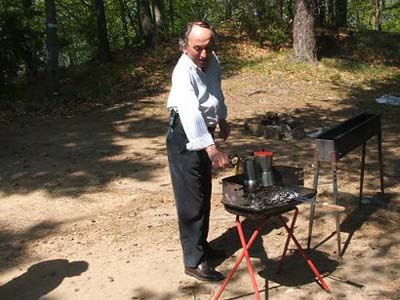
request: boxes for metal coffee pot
[254,151,275,187]
[242,157,260,192]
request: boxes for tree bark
[315,0,325,26]
[326,0,335,25]
[95,0,111,63]
[152,0,165,37]
[120,0,139,36]
[293,0,317,63]
[118,0,130,47]
[137,0,156,47]
[274,0,284,21]
[45,0,59,97]
[374,0,384,31]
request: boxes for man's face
[184,25,214,70]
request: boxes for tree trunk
[23,0,38,79]
[95,0,111,63]
[120,0,139,36]
[274,0,284,21]
[118,0,130,47]
[293,0,317,63]
[137,0,156,47]
[374,0,384,31]
[45,0,59,97]
[152,0,165,38]
[335,0,347,27]
[326,0,335,25]
[315,0,325,26]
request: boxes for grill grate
[245,186,299,210]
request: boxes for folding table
[215,170,330,300]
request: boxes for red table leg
[277,207,330,292]
[214,215,269,300]
[277,208,298,273]
[215,208,330,300]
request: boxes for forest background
[1,0,400,115]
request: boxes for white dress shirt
[167,52,227,151]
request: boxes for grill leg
[279,208,330,292]
[308,150,320,250]
[331,152,339,205]
[278,208,298,273]
[214,215,269,300]
[336,212,342,257]
[330,152,342,257]
[377,127,385,205]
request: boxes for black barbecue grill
[215,166,328,300]
[222,166,316,217]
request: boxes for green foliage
[383,2,400,32]
[258,23,290,50]
[348,0,400,32]
[0,0,45,102]
[56,0,97,65]
[1,0,400,105]
[344,30,400,65]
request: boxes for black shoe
[185,261,224,282]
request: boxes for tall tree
[95,0,111,63]
[45,0,59,96]
[373,0,385,30]
[315,0,325,26]
[275,0,284,20]
[293,0,317,62]
[137,0,156,47]
[152,0,165,37]
[326,0,335,24]
[118,0,130,47]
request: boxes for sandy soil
[0,69,399,300]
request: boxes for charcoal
[244,186,299,210]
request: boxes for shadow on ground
[0,100,169,198]
[0,259,88,300]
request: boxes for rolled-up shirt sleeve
[169,67,214,151]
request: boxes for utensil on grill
[254,150,275,187]
[242,157,259,192]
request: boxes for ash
[245,186,299,210]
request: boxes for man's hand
[205,145,230,168]
[218,119,231,140]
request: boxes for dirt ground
[1,68,400,300]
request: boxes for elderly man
[166,21,231,282]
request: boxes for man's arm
[205,144,229,168]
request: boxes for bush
[258,23,290,50]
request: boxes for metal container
[316,113,381,161]
[254,151,274,187]
[242,157,260,192]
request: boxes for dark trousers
[166,118,212,268]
